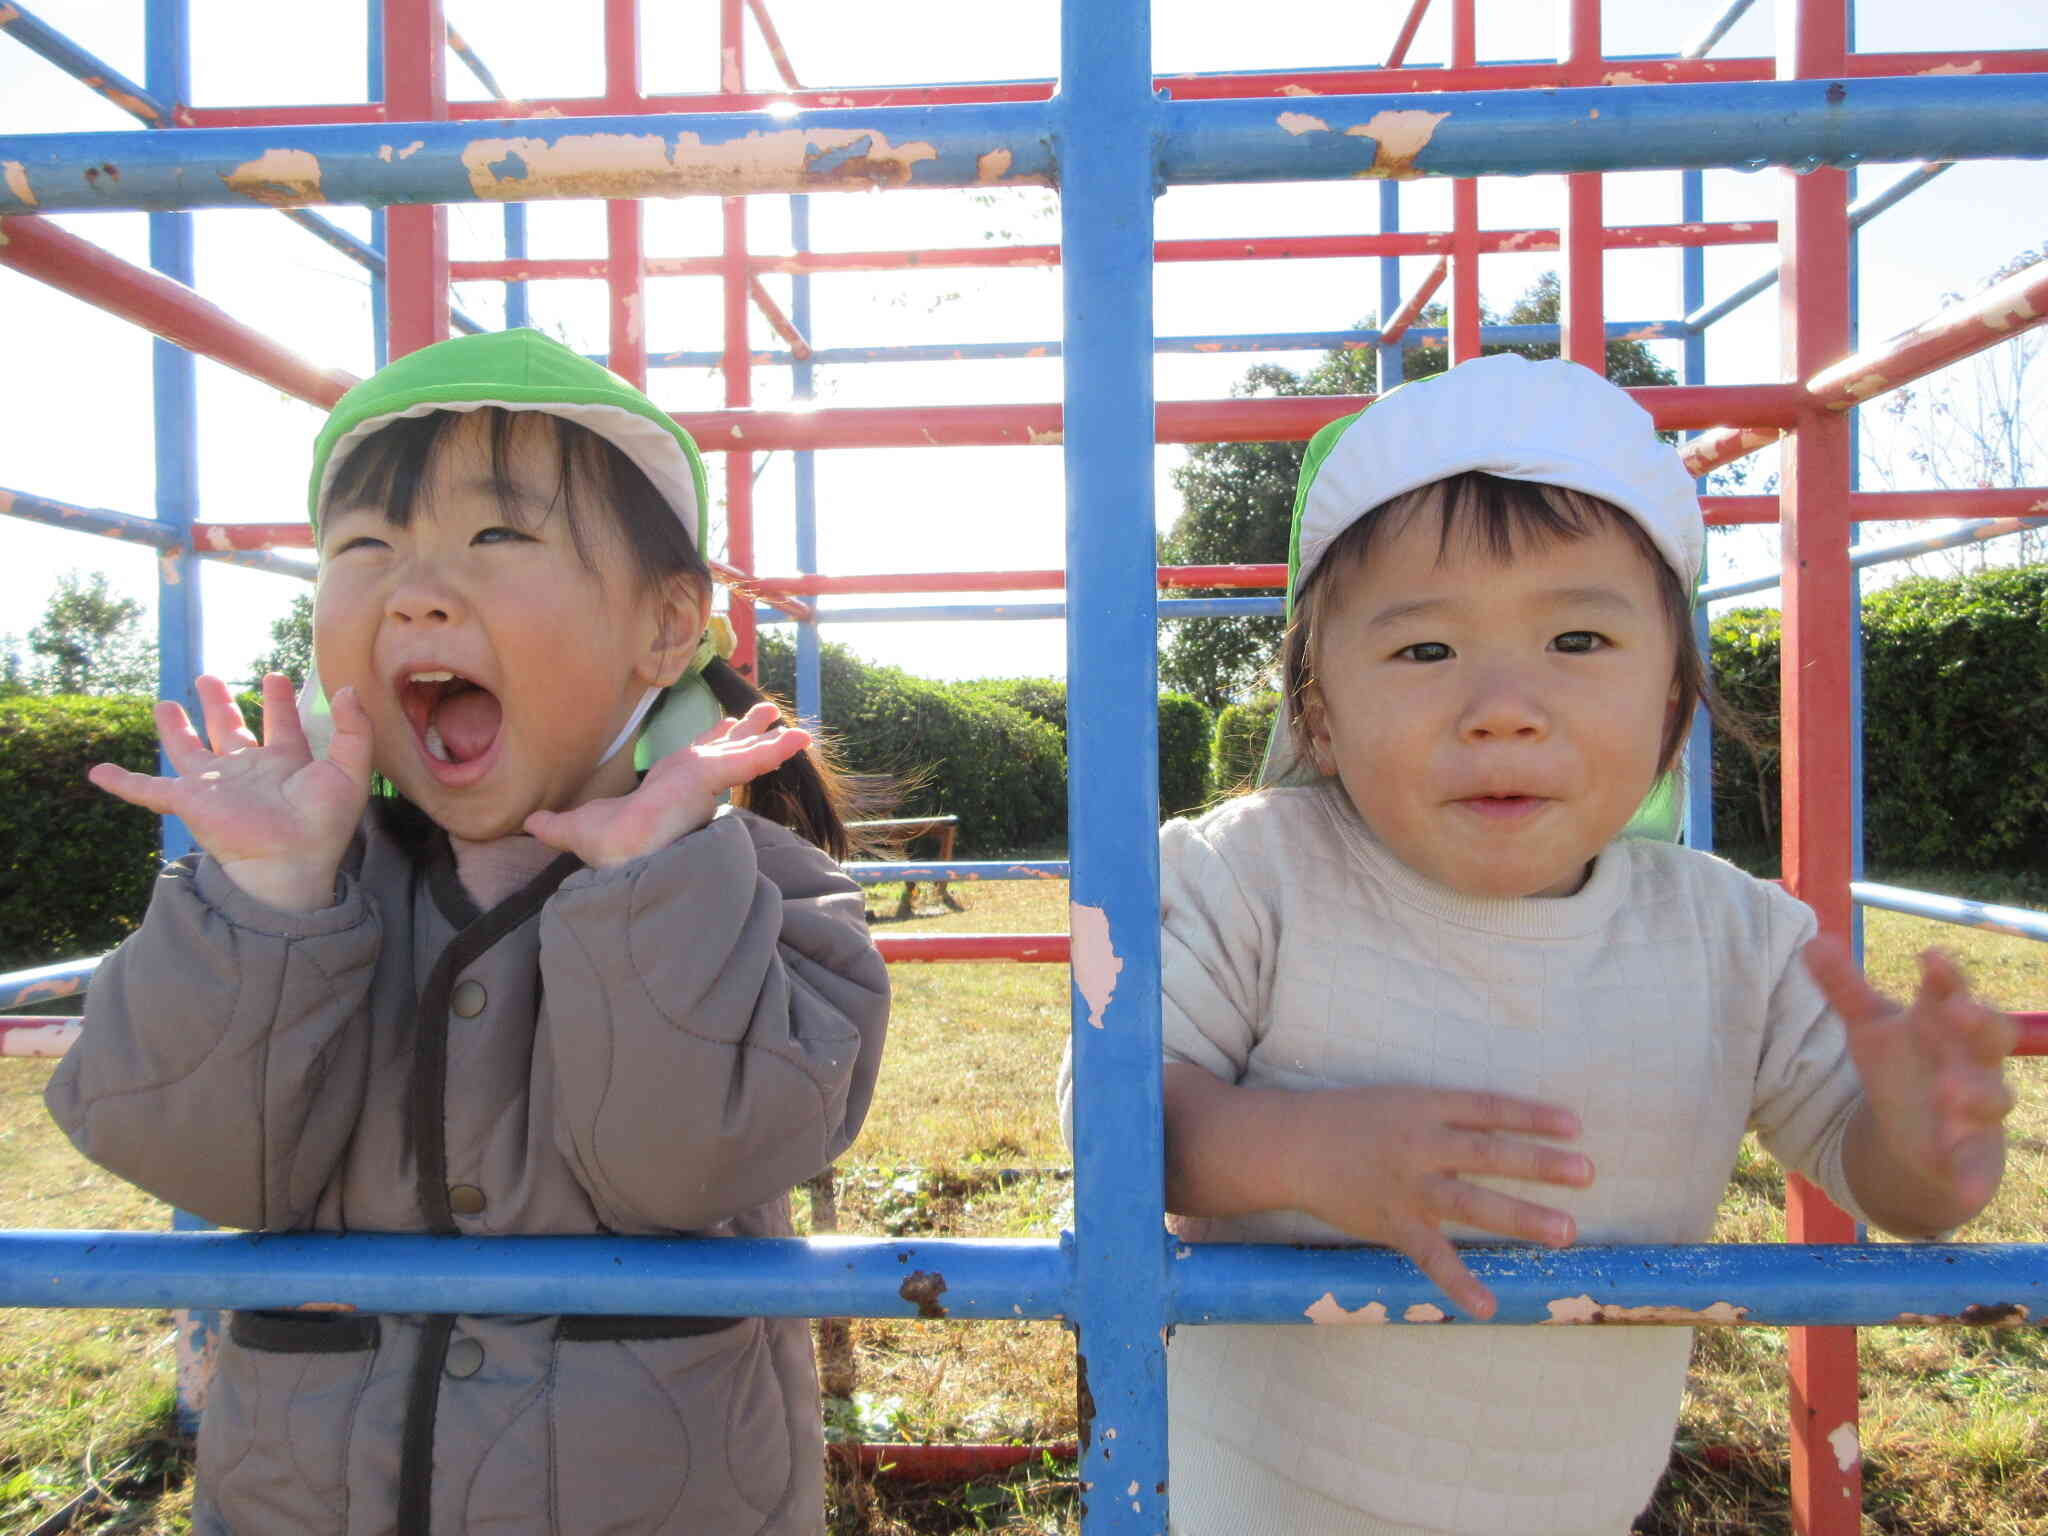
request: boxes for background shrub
[0,696,161,973]
[1211,694,1281,795]
[1156,692,1212,818]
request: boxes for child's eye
[1553,630,1608,653]
[332,534,389,555]
[473,526,533,546]
[1396,641,1453,663]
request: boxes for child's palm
[90,674,372,908]
[525,702,810,868]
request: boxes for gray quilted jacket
[47,803,889,1535]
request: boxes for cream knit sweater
[1058,783,1868,1536]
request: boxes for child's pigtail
[699,657,891,862]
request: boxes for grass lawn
[1,872,2044,1533]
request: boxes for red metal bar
[1562,176,1606,371]
[753,564,1292,597]
[1840,48,2048,78]
[602,0,646,390]
[383,0,449,356]
[720,0,745,94]
[829,1442,1078,1483]
[1779,1,1862,1529]
[873,935,1070,964]
[0,217,357,407]
[749,276,813,361]
[1450,0,1475,70]
[446,224,1777,286]
[1385,0,1433,70]
[1450,181,1481,364]
[2015,1013,2048,1056]
[0,1018,81,1059]
[718,0,758,676]
[743,0,804,90]
[1379,256,1448,347]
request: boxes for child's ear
[637,574,708,689]
[1301,684,1337,777]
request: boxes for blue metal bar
[10,79,2048,216]
[848,860,1070,883]
[1170,1241,2048,1328]
[0,2,169,124]
[1686,162,1953,332]
[791,194,821,725]
[0,1231,1073,1320]
[501,204,530,330]
[1,486,180,548]
[1680,168,1713,853]
[1851,883,2048,943]
[1058,3,1169,1525]
[2,1231,2042,1329]
[272,208,485,333]
[642,322,1686,370]
[1700,516,2048,603]
[1377,180,1402,396]
[0,957,101,1011]
[753,595,1285,625]
[446,27,510,101]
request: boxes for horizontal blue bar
[0,3,168,126]
[1,485,179,548]
[644,322,1684,371]
[1852,882,2048,943]
[1701,516,2048,602]
[0,956,100,1010]
[850,860,1070,883]
[7,78,2048,216]
[1171,1240,2048,1327]
[3,1230,2041,1327]
[756,596,1283,626]
[1159,77,2048,187]
[0,1230,1074,1319]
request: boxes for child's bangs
[321,407,624,571]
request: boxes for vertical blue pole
[1681,168,1715,852]
[366,0,388,367]
[503,204,530,332]
[1376,181,1402,395]
[792,195,821,726]
[148,0,216,1434]
[1057,2,1168,1530]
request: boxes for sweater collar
[1311,780,1633,938]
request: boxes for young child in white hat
[1059,354,2017,1535]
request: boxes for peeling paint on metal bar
[1344,109,1451,179]
[2,160,34,207]
[222,147,323,206]
[1304,1292,1388,1324]
[1069,903,1123,1028]
[1544,1294,1749,1325]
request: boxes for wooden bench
[851,815,965,918]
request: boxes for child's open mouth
[399,670,504,775]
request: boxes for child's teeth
[424,724,450,763]
[413,670,455,683]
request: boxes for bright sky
[2,0,2043,687]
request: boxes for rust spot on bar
[4,160,37,207]
[1603,70,1649,85]
[1027,427,1063,446]
[1345,109,1452,181]
[899,1270,948,1319]
[976,147,1013,183]
[462,127,946,201]
[1919,59,1984,75]
[1544,1295,1749,1325]
[222,148,324,206]
[1305,1292,1388,1325]
[1277,84,1322,97]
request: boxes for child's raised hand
[525,701,810,869]
[88,673,373,912]
[1805,937,2017,1230]
[1284,1085,1593,1320]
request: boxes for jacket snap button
[445,1337,485,1379]
[451,980,487,1018]
[448,1184,486,1216]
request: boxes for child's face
[313,412,697,843]
[1304,506,1678,899]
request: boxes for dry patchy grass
[2,882,2044,1534]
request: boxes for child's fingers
[1804,936,1902,1033]
[258,673,310,754]
[321,686,376,788]
[194,674,257,756]
[1435,1127,1594,1189]
[715,725,811,784]
[1399,1227,1497,1321]
[1428,1088,1582,1143]
[1428,1176,1578,1248]
[86,762,179,815]
[722,702,786,743]
[152,699,215,778]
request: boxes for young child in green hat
[50,328,890,1535]
[1060,354,2016,1535]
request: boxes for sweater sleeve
[538,809,890,1233]
[1058,814,1270,1149]
[43,855,382,1231]
[1747,884,1872,1224]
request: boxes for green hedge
[1212,695,1281,793]
[1710,565,2048,871]
[1157,693,1212,818]
[0,696,162,973]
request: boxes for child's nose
[386,561,465,625]
[1459,672,1549,741]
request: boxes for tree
[25,571,158,696]
[249,592,315,686]
[1158,272,1678,707]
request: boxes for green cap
[308,328,707,551]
